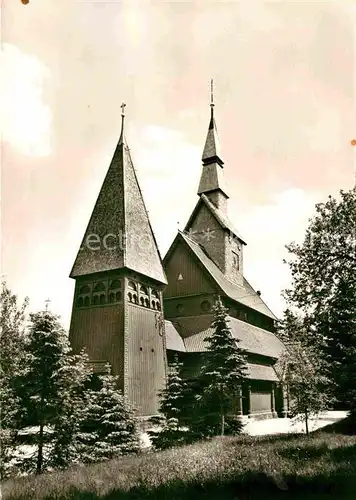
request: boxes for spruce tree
[48,349,91,469]
[196,297,248,437]
[149,354,189,449]
[0,282,28,479]
[77,369,140,463]
[16,311,90,473]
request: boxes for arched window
[151,300,156,309]
[84,296,90,307]
[232,251,239,271]
[116,292,121,302]
[108,292,115,304]
[77,297,84,308]
[140,285,148,295]
[156,301,161,311]
[128,292,132,302]
[93,295,99,306]
[133,294,138,304]
[151,289,159,299]
[140,297,145,306]
[100,294,106,305]
[145,298,149,308]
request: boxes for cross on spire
[118,102,127,145]
[210,79,214,108]
[45,298,51,312]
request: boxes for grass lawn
[2,423,356,500]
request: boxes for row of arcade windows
[77,279,122,308]
[76,279,161,310]
[127,281,161,310]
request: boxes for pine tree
[196,297,248,437]
[48,349,91,469]
[77,368,140,463]
[149,354,189,449]
[0,282,28,479]
[16,311,90,473]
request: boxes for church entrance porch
[240,380,279,421]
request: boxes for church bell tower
[69,104,168,416]
[185,82,246,287]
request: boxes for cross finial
[118,102,127,145]
[210,79,214,108]
[45,298,51,312]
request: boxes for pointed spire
[70,103,167,284]
[198,81,228,203]
[202,79,224,166]
[118,102,126,145]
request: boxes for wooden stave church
[69,98,288,421]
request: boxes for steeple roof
[70,106,167,285]
[198,82,228,197]
[201,104,223,166]
[201,81,223,166]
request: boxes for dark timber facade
[69,97,288,419]
[69,109,167,416]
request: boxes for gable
[164,238,215,298]
[180,232,277,320]
[186,200,221,235]
[185,195,246,244]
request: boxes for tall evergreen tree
[16,311,90,473]
[77,369,140,463]
[285,189,356,417]
[48,349,91,469]
[149,354,189,449]
[196,297,248,437]
[0,282,28,479]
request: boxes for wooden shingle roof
[70,123,167,285]
[202,105,223,165]
[164,320,186,352]
[178,314,284,360]
[177,232,276,319]
[185,194,246,244]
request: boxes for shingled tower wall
[69,107,168,416]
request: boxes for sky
[1,0,355,328]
